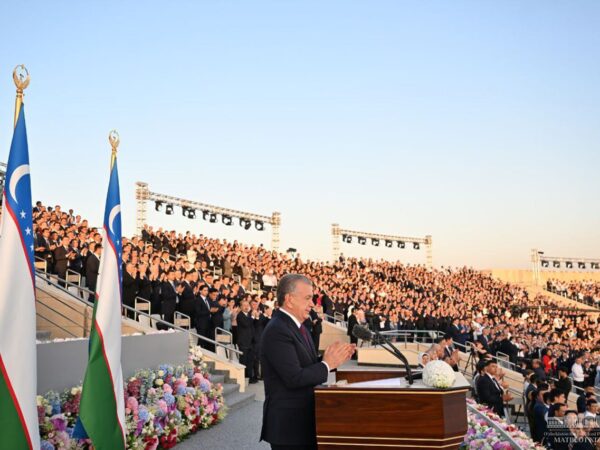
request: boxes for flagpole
[12,65,30,128]
[109,129,119,168]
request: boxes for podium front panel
[315,386,467,449]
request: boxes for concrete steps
[224,390,256,413]
[206,359,256,412]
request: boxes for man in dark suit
[260,274,355,449]
[53,236,73,284]
[177,272,196,320]
[193,284,212,348]
[237,299,258,383]
[85,244,102,299]
[160,270,179,326]
[476,360,505,417]
[122,263,138,319]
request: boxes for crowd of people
[23,202,600,437]
[547,279,600,307]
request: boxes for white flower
[422,360,456,388]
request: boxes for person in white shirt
[571,357,585,390]
[584,399,598,421]
[262,269,278,291]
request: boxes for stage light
[187,209,196,219]
[553,261,560,268]
[541,260,549,268]
[578,262,586,269]
[181,206,188,217]
[255,221,264,231]
[165,204,174,215]
[371,238,380,247]
[565,261,573,269]
[385,240,393,248]
[397,241,405,249]
[346,235,352,243]
[592,262,600,270]
[358,236,366,245]
[240,218,252,230]
[209,213,217,223]
[155,201,163,211]
[202,210,210,220]
[413,242,420,250]
[342,234,348,242]
[222,215,233,226]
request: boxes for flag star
[20,210,26,219]
[30,244,34,251]
[25,227,31,235]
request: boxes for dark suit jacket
[160,281,178,318]
[85,253,100,292]
[476,374,504,417]
[236,311,256,349]
[178,282,196,319]
[53,246,69,276]
[122,271,138,307]
[347,314,358,339]
[193,294,211,332]
[260,310,328,447]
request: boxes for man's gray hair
[276,274,313,307]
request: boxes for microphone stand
[371,330,414,385]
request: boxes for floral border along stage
[37,346,227,450]
[461,398,544,450]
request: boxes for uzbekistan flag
[77,153,126,449]
[0,105,40,449]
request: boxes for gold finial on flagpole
[12,65,30,128]
[109,130,120,168]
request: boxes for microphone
[352,325,414,385]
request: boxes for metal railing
[35,278,92,338]
[215,327,234,359]
[34,271,242,360]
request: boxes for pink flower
[127,396,139,414]
[158,400,168,414]
[163,384,173,395]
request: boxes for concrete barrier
[37,331,189,394]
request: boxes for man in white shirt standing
[571,356,585,390]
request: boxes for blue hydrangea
[174,410,182,419]
[138,406,150,422]
[200,380,211,393]
[167,366,174,375]
[41,441,55,450]
[158,364,169,373]
[176,385,187,395]
[51,400,61,415]
[164,393,175,406]
[186,387,195,395]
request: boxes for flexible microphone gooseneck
[352,324,414,385]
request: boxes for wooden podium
[315,366,469,449]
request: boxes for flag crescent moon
[108,205,121,235]
[9,164,30,204]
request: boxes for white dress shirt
[572,363,585,382]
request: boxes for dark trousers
[197,326,213,351]
[239,346,255,379]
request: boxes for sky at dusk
[1,1,598,268]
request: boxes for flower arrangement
[38,346,227,450]
[461,398,545,450]
[422,360,456,388]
